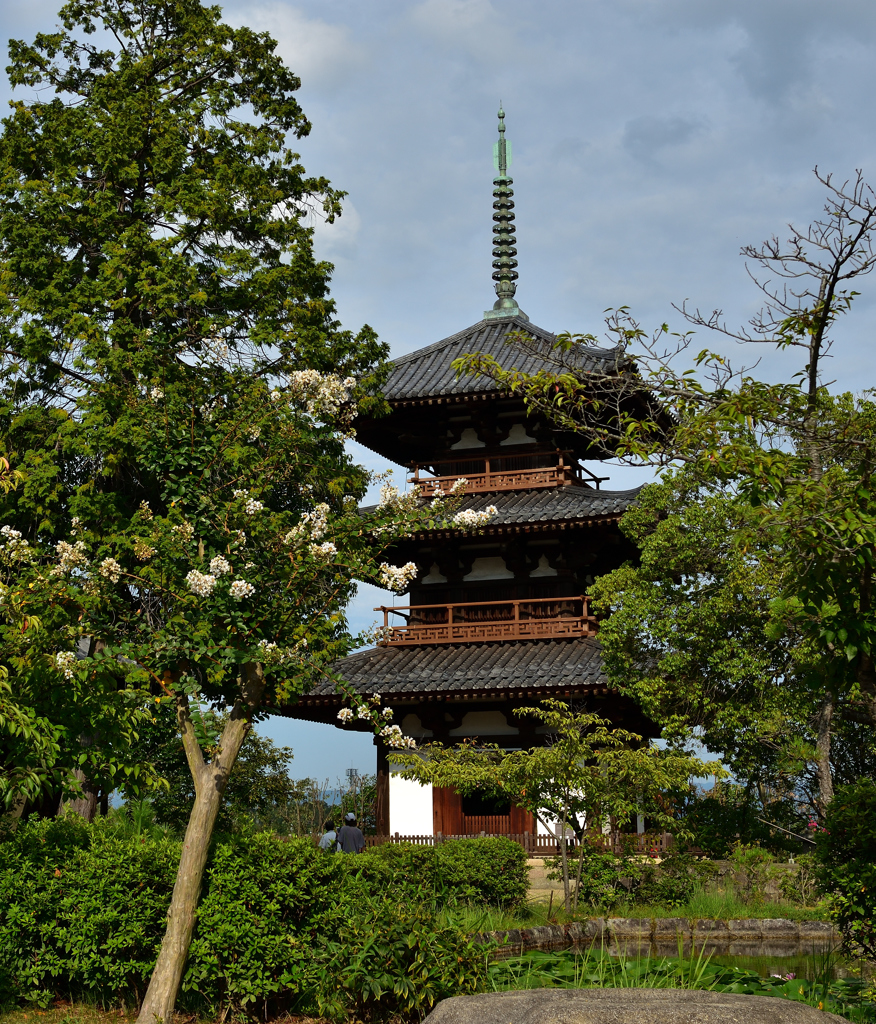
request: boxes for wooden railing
[375,595,597,645]
[408,451,607,497]
[365,832,675,857]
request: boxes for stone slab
[607,917,652,936]
[693,918,729,936]
[728,919,763,937]
[423,988,850,1023]
[653,917,691,938]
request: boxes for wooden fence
[365,831,675,857]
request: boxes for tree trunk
[558,799,571,913]
[814,692,834,817]
[136,664,265,1024]
[571,832,587,915]
[58,766,99,821]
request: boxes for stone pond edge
[473,918,841,959]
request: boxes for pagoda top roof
[303,637,610,702]
[384,315,618,404]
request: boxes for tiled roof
[303,637,609,700]
[385,316,619,402]
[360,484,641,530]
[453,486,641,524]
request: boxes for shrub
[309,898,490,1020]
[815,778,876,960]
[0,820,501,1018]
[355,837,529,907]
[779,853,819,906]
[0,816,178,1007]
[726,844,781,906]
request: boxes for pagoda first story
[276,315,660,841]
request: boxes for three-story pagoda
[282,109,656,837]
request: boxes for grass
[0,1006,338,1024]
[0,1007,136,1024]
[437,885,829,936]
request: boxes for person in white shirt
[317,820,338,851]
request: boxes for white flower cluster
[134,541,155,561]
[229,579,255,601]
[450,477,468,494]
[378,482,399,507]
[373,480,421,525]
[377,561,418,593]
[380,723,417,750]
[309,541,337,560]
[172,521,194,542]
[233,490,263,515]
[372,624,396,645]
[55,650,76,680]
[186,569,216,596]
[209,556,232,575]
[285,503,329,544]
[99,557,122,583]
[335,694,415,747]
[149,386,164,401]
[452,506,498,529]
[256,638,305,665]
[138,502,153,521]
[287,369,357,420]
[0,525,31,561]
[51,539,87,575]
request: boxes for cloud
[311,199,363,261]
[236,3,366,91]
[631,0,876,105]
[622,114,706,162]
[409,0,525,63]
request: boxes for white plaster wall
[448,709,518,737]
[389,773,433,835]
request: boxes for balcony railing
[375,595,597,645]
[408,451,607,497]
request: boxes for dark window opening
[462,792,510,816]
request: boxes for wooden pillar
[375,742,390,836]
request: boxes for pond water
[708,952,847,981]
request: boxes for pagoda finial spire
[485,104,527,321]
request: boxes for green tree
[0,2,485,1019]
[453,171,876,808]
[589,468,835,811]
[394,699,722,912]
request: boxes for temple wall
[388,772,433,835]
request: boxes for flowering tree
[0,1,497,1018]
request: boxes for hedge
[0,819,523,1018]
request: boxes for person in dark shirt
[336,812,365,853]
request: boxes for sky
[3,0,876,781]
